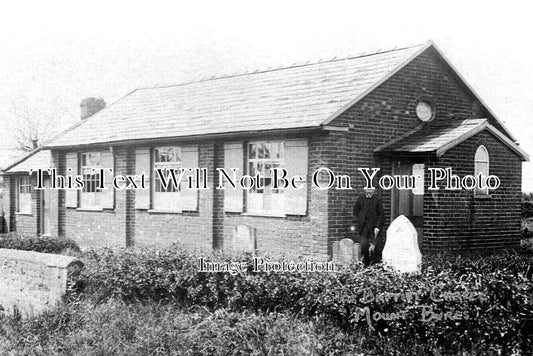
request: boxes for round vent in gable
[416,101,434,122]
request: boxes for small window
[247,141,285,214]
[17,176,32,214]
[475,145,489,196]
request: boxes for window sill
[148,209,182,214]
[76,207,104,212]
[474,195,492,200]
[242,212,286,218]
[15,212,32,216]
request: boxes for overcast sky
[1,0,532,191]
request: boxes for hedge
[523,202,533,219]
[0,233,80,254]
[74,245,533,354]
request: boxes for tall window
[65,151,113,209]
[475,145,489,196]
[247,141,285,213]
[223,139,307,216]
[81,152,101,190]
[17,176,31,214]
[154,147,181,193]
[80,152,102,207]
[153,146,181,211]
[80,151,114,208]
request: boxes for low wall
[0,249,83,317]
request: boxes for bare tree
[8,97,67,154]
[12,106,57,152]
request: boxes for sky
[0,0,532,191]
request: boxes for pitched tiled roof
[376,119,529,160]
[4,149,54,174]
[47,44,426,147]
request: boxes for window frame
[79,151,104,208]
[152,146,182,212]
[474,145,490,196]
[245,140,286,216]
[17,176,32,214]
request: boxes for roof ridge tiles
[135,42,426,91]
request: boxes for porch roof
[375,119,529,161]
[2,149,54,174]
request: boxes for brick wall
[424,130,522,249]
[63,148,127,248]
[325,47,523,250]
[14,46,522,255]
[125,148,135,247]
[55,151,66,238]
[0,248,83,317]
[9,176,16,232]
[2,174,41,236]
[48,136,330,257]
[130,137,330,257]
[134,142,213,250]
[212,141,225,250]
[48,181,59,237]
[217,133,330,259]
[0,176,11,233]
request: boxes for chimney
[80,97,106,119]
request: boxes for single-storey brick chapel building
[1,41,528,257]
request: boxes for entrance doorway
[391,161,424,247]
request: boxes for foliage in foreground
[0,300,365,356]
[70,246,533,355]
[0,233,80,254]
[523,201,533,219]
[1,299,524,356]
[0,238,531,354]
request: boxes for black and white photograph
[0,1,532,354]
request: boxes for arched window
[475,145,489,195]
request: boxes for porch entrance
[391,161,424,247]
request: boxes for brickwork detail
[62,148,127,248]
[326,48,523,250]
[134,143,213,250]
[0,177,11,233]
[423,131,522,249]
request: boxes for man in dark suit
[353,187,384,266]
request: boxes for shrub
[73,245,533,354]
[523,202,533,219]
[0,233,80,254]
